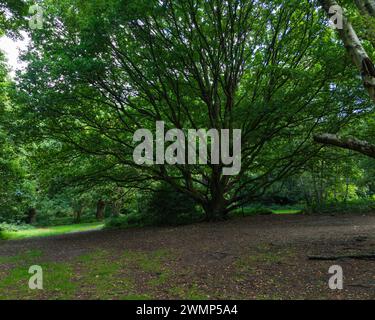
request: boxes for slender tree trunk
[96,199,106,221]
[74,206,83,223]
[333,165,338,202]
[111,201,121,217]
[344,176,350,204]
[26,208,37,224]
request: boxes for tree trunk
[111,201,121,217]
[203,166,228,221]
[344,176,350,204]
[74,206,83,223]
[96,199,106,221]
[203,199,227,221]
[26,208,37,224]
[319,0,375,102]
[314,134,375,158]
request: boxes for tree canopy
[0,0,374,223]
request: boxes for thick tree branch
[314,133,375,158]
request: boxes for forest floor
[1,213,375,299]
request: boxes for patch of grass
[140,250,169,272]
[256,293,283,300]
[0,265,39,300]
[1,222,104,240]
[235,245,295,273]
[39,263,76,299]
[232,207,273,217]
[0,249,43,265]
[231,206,303,218]
[122,294,152,300]
[148,272,170,286]
[0,261,76,300]
[272,209,302,215]
[0,248,176,299]
[169,283,209,300]
[247,251,285,264]
[123,249,172,287]
[75,249,133,299]
[75,249,174,299]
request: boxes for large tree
[15,0,368,219]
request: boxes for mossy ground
[0,248,211,299]
[1,214,375,299]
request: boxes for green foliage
[12,0,371,219]
[231,205,273,218]
[142,184,202,226]
[305,199,375,214]
[105,212,144,229]
[0,50,36,223]
[0,0,374,223]
[105,184,203,228]
[0,222,34,233]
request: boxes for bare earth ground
[1,214,375,299]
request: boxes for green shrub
[231,204,273,217]
[0,223,34,232]
[305,199,375,214]
[105,216,127,228]
[142,184,202,226]
[35,214,98,227]
[105,212,144,229]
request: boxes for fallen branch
[308,253,375,261]
[348,283,375,288]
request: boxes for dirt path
[1,214,375,299]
